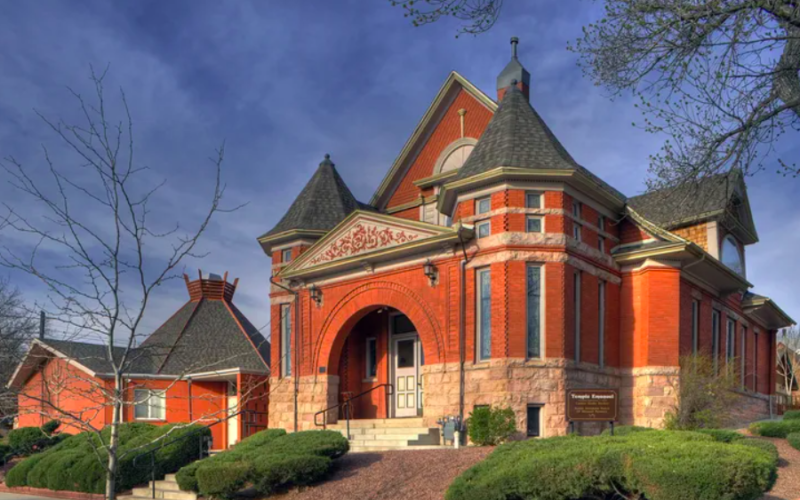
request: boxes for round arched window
[721,236,744,276]
[440,144,475,173]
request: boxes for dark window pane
[526,266,541,359]
[527,405,541,437]
[392,315,415,334]
[397,339,415,368]
[526,217,542,233]
[526,193,541,209]
[367,339,377,378]
[479,269,492,360]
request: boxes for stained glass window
[527,265,541,359]
[477,268,492,361]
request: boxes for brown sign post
[566,389,619,434]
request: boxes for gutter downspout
[270,274,300,433]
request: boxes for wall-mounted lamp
[423,259,438,286]
[309,284,322,305]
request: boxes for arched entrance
[315,281,444,421]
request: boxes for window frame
[134,389,166,421]
[281,248,292,263]
[526,404,543,437]
[573,222,582,242]
[526,264,543,360]
[281,303,292,378]
[598,235,605,253]
[740,326,747,388]
[365,337,377,381]
[476,197,491,215]
[712,309,720,372]
[726,318,736,363]
[476,220,491,239]
[574,271,582,363]
[525,192,542,209]
[526,215,543,234]
[691,300,700,355]
[721,235,745,277]
[598,214,605,233]
[476,267,492,362]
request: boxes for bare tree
[778,326,800,404]
[392,0,800,188]
[0,68,240,499]
[0,277,36,421]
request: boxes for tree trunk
[105,375,123,500]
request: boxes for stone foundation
[268,375,339,431]
[624,366,681,429]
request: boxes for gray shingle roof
[455,85,625,200]
[39,339,128,374]
[628,172,739,228]
[262,155,362,238]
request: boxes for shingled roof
[37,339,128,374]
[260,155,363,239]
[455,85,625,201]
[627,171,741,229]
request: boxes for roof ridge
[155,299,202,374]
[222,300,270,371]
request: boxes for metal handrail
[313,383,393,440]
[131,408,262,498]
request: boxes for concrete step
[327,418,425,429]
[164,474,177,482]
[132,487,196,500]
[349,435,440,447]
[342,433,432,441]
[345,426,435,436]
[350,444,450,452]
[152,480,183,491]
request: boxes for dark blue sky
[1,0,798,340]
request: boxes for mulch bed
[756,435,800,500]
[273,447,492,500]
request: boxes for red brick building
[8,273,269,451]
[260,40,793,437]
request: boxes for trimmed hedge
[446,430,776,500]
[467,406,517,446]
[178,429,348,498]
[788,432,800,451]
[749,419,800,438]
[5,423,209,494]
[41,420,61,435]
[783,410,800,420]
[0,443,11,460]
[600,425,654,437]
[737,439,780,466]
[7,426,65,456]
[695,429,744,443]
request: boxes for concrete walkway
[0,493,63,500]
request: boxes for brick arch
[315,281,445,374]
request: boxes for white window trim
[476,197,491,215]
[598,280,605,368]
[574,271,581,363]
[476,220,491,239]
[365,337,377,381]
[691,300,700,355]
[282,248,292,263]
[476,268,492,362]
[526,215,544,234]
[281,304,292,378]
[134,389,166,421]
[525,191,543,209]
[526,264,544,360]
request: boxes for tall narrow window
[572,200,581,218]
[526,265,542,359]
[726,318,736,363]
[573,222,582,242]
[598,280,606,368]
[281,248,292,263]
[598,214,605,232]
[476,268,492,361]
[598,236,605,253]
[574,271,581,363]
[281,304,292,377]
[712,310,720,372]
[740,326,747,388]
[753,332,759,391]
[691,300,700,355]
[526,405,542,437]
[365,337,377,379]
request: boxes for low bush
[737,439,780,466]
[467,406,516,446]
[783,410,800,420]
[180,429,348,498]
[196,462,253,499]
[7,426,64,456]
[446,430,776,500]
[749,419,800,438]
[788,432,800,451]
[6,423,209,494]
[694,428,744,443]
[0,443,12,460]
[41,420,61,436]
[600,425,653,437]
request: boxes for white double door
[392,333,422,418]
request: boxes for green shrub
[467,406,516,446]
[41,420,61,436]
[176,428,286,491]
[788,432,800,451]
[251,455,331,496]
[694,428,744,443]
[180,429,347,497]
[196,462,253,499]
[8,427,59,455]
[783,410,800,420]
[737,439,780,466]
[0,442,12,460]
[749,419,800,438]
[6,423,210,493]
[600,425,654,436]
[664,355,740,430]
[446,430,776,500]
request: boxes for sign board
[566,389,618,422]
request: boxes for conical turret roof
[263,154,362,238]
